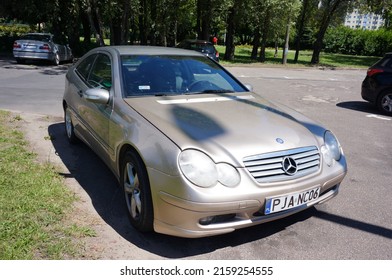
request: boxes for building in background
[344,9,385,30]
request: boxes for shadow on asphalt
[336,101,387,116]
[47,121,392,258]
[0,55,70,75]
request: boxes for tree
[224,0,239,60]
[294,0,319,63]
[248,0,300,63]
[310,0,350,64]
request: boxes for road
[0,56,391,259]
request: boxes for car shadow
[48,121,319,258]
[336,100,382,115]
[0,55,70,75]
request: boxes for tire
[377,91,392,116]
[53,52,60,66]
[64,107,78,144]
[121,150,154,232]
[15,58,24,64]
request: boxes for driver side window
[88,54,112,90]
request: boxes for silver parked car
[62,46,347,238]
[13,33,73,65]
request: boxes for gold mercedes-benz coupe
[62,46,347,238]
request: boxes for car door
[52,35,71,61]
[81,53,113,160]
[71,52,113,161]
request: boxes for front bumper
[148,158,347,238]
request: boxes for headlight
[179,149,240,188]
[217,163,241,187]
[321,131,341,166]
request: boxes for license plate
[265,187,320,215]
[23,44,36,49]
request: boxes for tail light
[13,42,21,49]
[216,51,219,58]
[367,68,384,77]
[39,44,51,51]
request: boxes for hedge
[0,24,32,53]
[324,26,392,56]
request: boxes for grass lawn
[0,111,94,259]
[216,45,381,68]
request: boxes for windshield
[121,55,247,97]
[189,43,215,54]
[21,34,51,42]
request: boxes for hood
[124,93,323,166]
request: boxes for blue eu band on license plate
[265,187,320,215]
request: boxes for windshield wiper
[201,89,235,93]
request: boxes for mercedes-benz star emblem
[282,157,298,175]
[276,138,284,144]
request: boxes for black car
[177,39,219,62]
[361,52,392,115]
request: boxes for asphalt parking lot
[0,56,391,259]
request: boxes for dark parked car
[361,52,392,115]
[13,33,73,65]
[177,39,219,62]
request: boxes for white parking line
[366,114,391,121]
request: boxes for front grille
[243,146,320,183]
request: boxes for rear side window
[76,54,97,81]
[380,56,392,69]
[88,54,112,89]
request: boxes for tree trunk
[197,0,211,40]
[259,11,270,63]
[80,10,91,45]
[282,20,290,65]
[251,30,260,60]
[224,6,236,60]
[139,0,148,45]
[196,0,201,39]
[86,0,105,46]
[311,0,343,64]
[121,0,130,44]
[294,0,309,63]
[150,0,157,45]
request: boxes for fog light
[199,214,236,225]
[199,216,215,225]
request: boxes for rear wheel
[15,58,24,64]
[121,150,154,232]
[377,91,392,116]
[64,107,78,144]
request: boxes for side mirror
[84,88,110,104]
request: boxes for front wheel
[53,52,60,66]
[377,91,392,116]
[121,150,154,232]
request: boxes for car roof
[181,39,212,44]
[91,45,205,57]
[23,33,52,36]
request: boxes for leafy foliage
[324,26,392,56]
[0,0,391,60]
